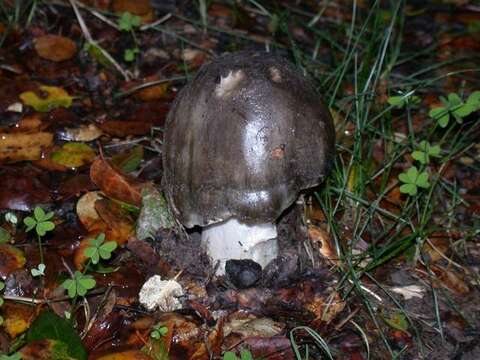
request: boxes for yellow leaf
[0,132,53,163]
[50,142,96,168]
[20,86,73,112]
[2,302,35,338]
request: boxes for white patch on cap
[215,70,245,98]
[269,67,281,82]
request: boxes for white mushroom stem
[201,218,278,275]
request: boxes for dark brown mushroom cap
[163,51,335,228]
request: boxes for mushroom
[163,51,335,275]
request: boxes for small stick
[68,0,132,81]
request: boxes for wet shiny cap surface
[163,51,335,227]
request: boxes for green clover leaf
[411,141,441,165]
[399,166,430,196]
[429,91,480,127]
[118,12,141,32]
[387,94,420,109]
[124,48,139,62]
[31,263,46,277]
[24,206,55,237]
[429,107,449,127]
[62,271,96,298]
[84,233,117,265]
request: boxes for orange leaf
[90,157,144,206]
[307,224,338,265]
[34,35,77,62]
[0,244,26,277]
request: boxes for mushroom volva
[163,51,335,275]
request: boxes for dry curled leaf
[308,224,337,265]
[34,35,77,62]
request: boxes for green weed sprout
[150,324,168,339]
[118,12,141,31]
[118,12,141,62]
[24,206,55,276]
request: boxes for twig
[113,75,187,99]
[140,13,172,31]
[68,0,132,80]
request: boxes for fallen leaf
[58,174,96,199]
[20,86,73,112]
[224,314,284,338]
[95,198,135,245]
[0,244,26,278]
[2,301,36,338]
[19,339,72,360]
[11,114,44,132]
[0,168,51,211]
[111,145,143,173]
[26,311,87,360]
[50,142,96,168]
[76,191,103,231]
[433,265,470,295]
[90,157,144,206]
[0,131,53,163]
[135,83,169,102]
[98,120,152,137]
[112,0,154,22]
[307,224,338,265]
[57,124,103,142]
[34,35,77,62]
[382,311,409,334]
[136,185,175,240]
[422,236,450,263]
[95,350,153,360]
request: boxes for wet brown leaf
[0,167,51,211]
[0,244,26,278]
[34,35,77,62]
[90,157,144,206]
[98,120,152,137]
